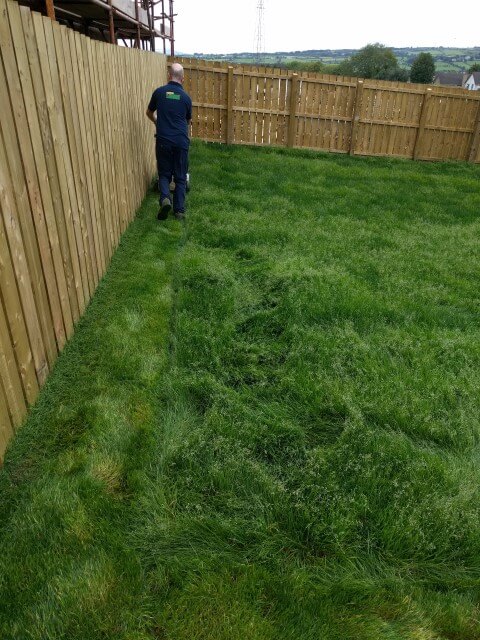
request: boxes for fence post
[287,73,299,148]
[44,0,55,19]
[349,79,364,155]
[468,100,480,163]
[226,66,234,144]
[413,87,432,161]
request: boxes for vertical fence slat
[0,0,54,378]
[468,101,480,163]
[6,0,67,352]
[0,295,27,428]
[287,73,299,148]
[0,75,49,388]
[15,5,74,342]
[414,88,433,160]
[0,377,14,462]
[32,11,85,320]
[349,79,364,155]
[44,16,88,315]
[227,66,234,144]
[20,7,79,328]
[0,214,39,406]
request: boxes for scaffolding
[19,0,175,53]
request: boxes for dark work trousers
[155,142,189,214]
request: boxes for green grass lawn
[1,142,480,639]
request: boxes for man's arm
[146,108,156,125]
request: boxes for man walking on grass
[146,62,192,221]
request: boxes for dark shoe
[174,211,185,221]
[157,198,172,220]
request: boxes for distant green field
[198,47,480,75]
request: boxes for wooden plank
[198,65,206,138]
[206,70,214,142]
[248,73,256,144]
[66,28,102,284]
[43,17,88,314]
[237,69,244,143]
[116,45,131,229]
[226,66,234,144]
[111,43,126,235]
[21,11,80,333]
[349,79,364,155]
[0,0,58,371]
[265,73,273,145]
[413,88,433,160]
[91,40,116,257]
[62,26,98,289]
[242,70,250,144]
[0,137,49,393]
[0,375,14,462]
[14,6,74,344]
[115,45,132,231]
[0,293,27,427]
[0,72,50,388]
[269,72,280,145]
[52,22,94,302]
[468,101,480,162]
[296,82,307,147]
[7,0,69,354]
[77,34,108,273]
[0,209,39,408]
[32,12,84,321]
[287,73,299,148]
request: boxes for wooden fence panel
[0,0,167,461]
[172,56,480,163]
[355,82,423,158]
[297,78,356,153]
[418,94,479,161]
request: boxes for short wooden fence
[171,56,480,163]
[0,0,166,460]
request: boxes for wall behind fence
[171,56,480,163]
[0,0,167,460]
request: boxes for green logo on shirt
[166,91,181,101]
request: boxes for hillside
[185,47,480,73]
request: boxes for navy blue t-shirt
[148,81,192,150]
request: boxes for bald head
[169,63,184,83]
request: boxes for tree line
[281,43,480,83]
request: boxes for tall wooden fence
[0,0,166,460]
[172,56,480,163]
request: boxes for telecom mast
[254,0,265,63]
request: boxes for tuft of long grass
[0,191,182,639]
[1,141,480,639]
[134,143,480,639]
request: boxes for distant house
[463,72,480,90]
[433,72,465,87]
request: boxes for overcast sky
[173,0,479,54]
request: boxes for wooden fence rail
[0,0,167,460]
[171,56,480,163]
